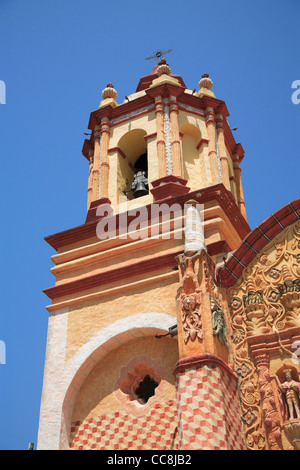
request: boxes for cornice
[174,353,237,380]
[82,84,242,164]
[247,326,300,359]
[44,183,250,251]
[145,82,185,100]
[216,198,300,287]
[87,93,154,130]
[43,250,181,300]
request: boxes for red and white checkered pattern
[70,400,179,450]
[175,364,245,450]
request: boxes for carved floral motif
[177,249,228,346]
[228,220,300,450]
[229,293,267,450]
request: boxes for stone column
[205,108,220,186]
[174,239,245,449]
[169,96,182,177]
[154,96,166,178]
[91,125,101,202]
[215,114,231,191]
[99,118,111,199]
[254,354,283,450]
[87,149,94,209]
[233,155,247,219]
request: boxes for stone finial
[199,73,213,90]
[156,59,171,77]
[102,83,117,100]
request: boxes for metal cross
[145,49,173,63]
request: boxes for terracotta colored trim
[44,184,250,251]
[207,240,232,257]
[82,139,92,161]
[216,197,300,287]
[144,132,157,141]
[145,83,186,100]
[45,272,178,312]
[174,353,237,380]
[178,106,205,119]
[247,326,300,359]
[43,250,181,300]
[88,94,153,129]
[108,147,126,159]
[109,108,154,128]
[196,138,209,150]
[136,72,186,92]
[83,86,241,166]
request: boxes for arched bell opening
[117,129,149,201]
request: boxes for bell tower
[38,58,250,450]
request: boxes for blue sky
[0,0,299,450]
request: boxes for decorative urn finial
[198,73,213,90]
[156,58,171,77]
[102,83,117,100]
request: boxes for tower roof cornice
[82,84,242,163]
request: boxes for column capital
[100,119,111,134]
[94,125,101,139]
[205,107,215,124]
[215,114,224,128]
[169,100,179,113]
[254,353,270,369]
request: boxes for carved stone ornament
[228,220,300,450]
[177,249,217,346]
[276,368,300,422]
[181,291,203,344]
[229,293,267,450]
[210,295,228,346]
[102,83,117,100]
[283,421,300,450]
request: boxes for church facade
[37,60,300,450]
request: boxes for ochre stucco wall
[70,336,179,450]
[65,276,178,362]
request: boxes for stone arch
[117,129,148,200]
[59,312,177,449]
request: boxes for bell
[131,171,149,198]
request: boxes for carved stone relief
[228,220,300,450]
[177,249,229,347]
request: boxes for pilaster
[169,96,182,177]
[205,108,220,186]
[91,125,101,202]
[154,96,166,177]
[173,204,244,449]
[233,154,247,220]
[99,118,111,199]
[215,114,231,191]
